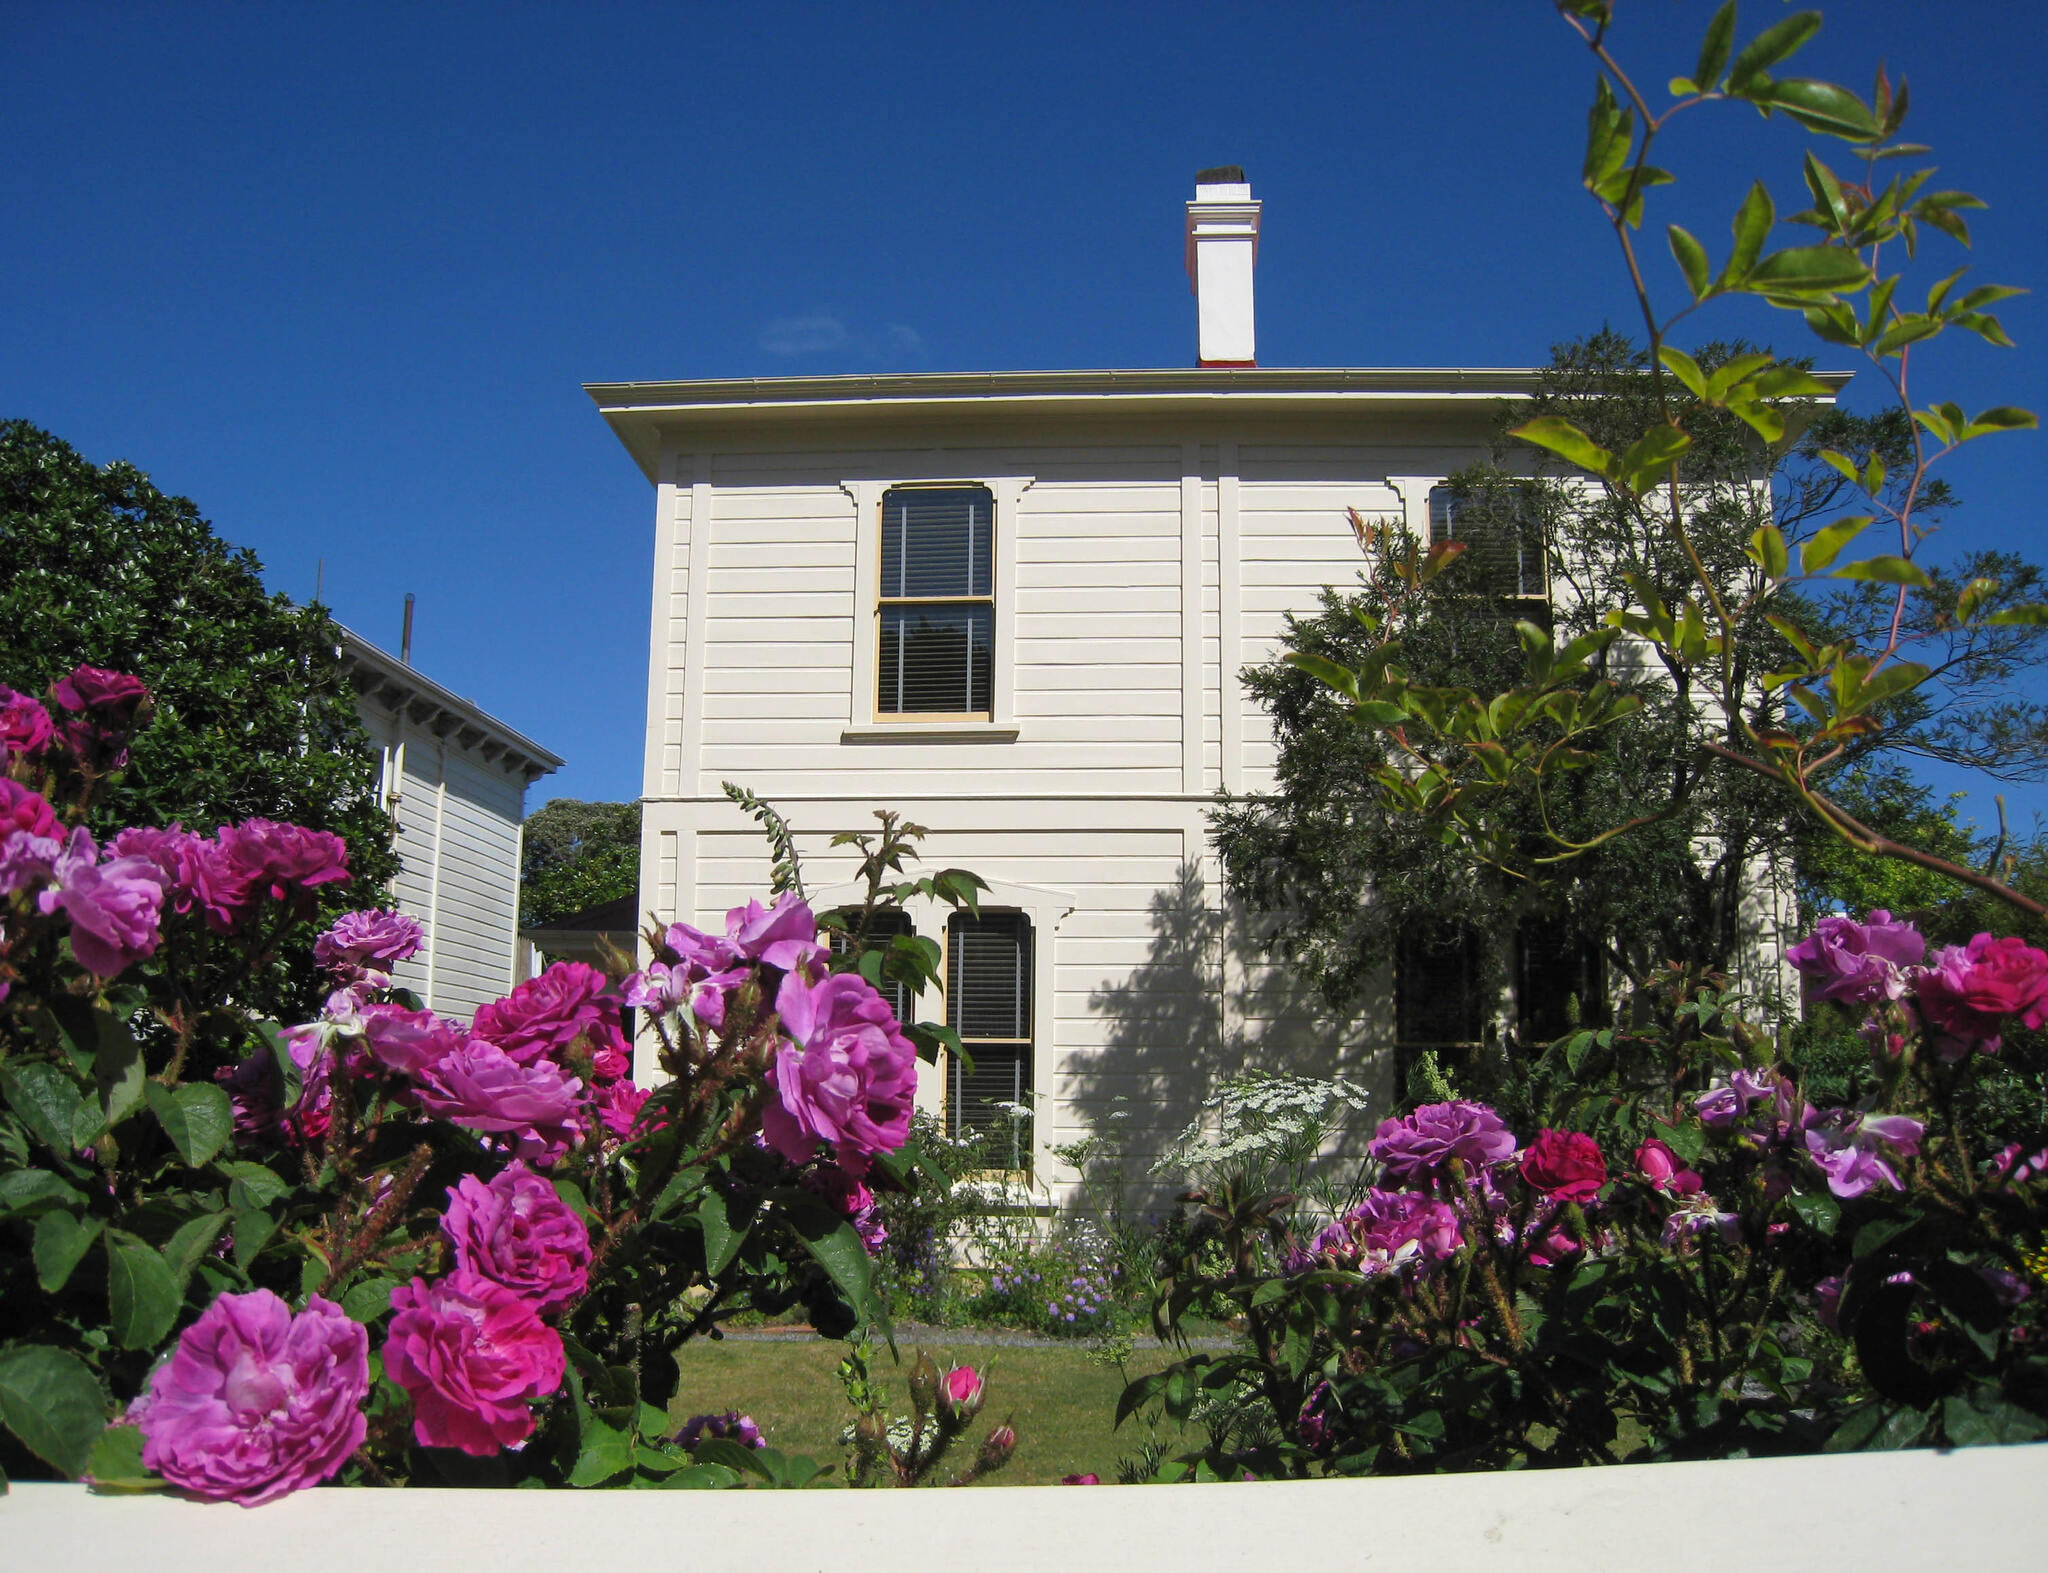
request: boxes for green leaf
[0,1062,87,1155]
[697,1186,750,1277]
[1618,425,1692,494]
[1723,182,1775,284]
[570,1417,637,1487]
[789,1199,876,1327]
[1666,226,1712,299]
[231,1206,280,1272]
[1351,700,1410,727]
[1749,525,1790,579]
[1832,555,1932,588]
[83,1017,146,1144]
[1692,1,1736,89]
[693,1436,775,1480]
[1727,11,1822,92]
[341,1277,397,1322]
[105,1230,183,1350]
[215,1160,292,1208]
[1747,245,1871,294]
[1657,344,1708,398]
[1787,1189,1840,1233]
[1512,415,1616,479]
[145,1082,234,1170]
[1762,78,1880,140]
[1985,604,2048,627]
[1282,651,1360,698]
[33,1210,103,1293]
[0,1345,107,1477]
[1801,516,1871,574]
[161,1210,232,1293]
[84,1424,159,1493]
[1961,406,2038,439]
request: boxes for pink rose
[1915,933,2048,1054]
[314,908,423,975]
[411,1038,586,1162]
[1368,1101,1517,1183]
[0,687,54,757]
[356,1003,470,1078]
[0,779,59,841]
[129,1289,368,1505]
[215,819,350,903]
[1634,1138,1702,1197]
[36,826,165,977]
[472,962,616,1066]
[726,892,826,973]
[943,1364,984,1420]
[383,1272,566,1455]
[1787,910,1925,1005]
[760,971,918,1175]
[1338,1187,1464,1276]
[50,664,151,721]
[440,1162,592,1314]
[1520,1129,1607,1203]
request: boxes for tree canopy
[520,798,641,929]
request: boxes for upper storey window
[877,485,995,718]
[1428,483,1547,607]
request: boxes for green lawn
[668,1338,1179,1486]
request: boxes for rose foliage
[0,681,987,1500]
[1125,913,2048,1479]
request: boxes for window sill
[840,723,1020,744]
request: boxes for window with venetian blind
[826,906,917,1024]
[877,485,995,718]
[1427,482,1548,606]
[945,910,1032,1169]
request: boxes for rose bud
[943,1363,985,1422]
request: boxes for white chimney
[1185,166,1261,367]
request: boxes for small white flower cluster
[1152,1071,1371,1175]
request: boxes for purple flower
[36,826,166,977]
[623,958,748,1032]
[382,1271,566,1455]
[1295,1380,1334,1454]
[411,1038,586,1162]
[1340,1187,1464,1277]
[760,970,918,1175]
[128,1289,368,1505]
[801,1163,888,1253]
[0,779,60,841]
[472,962,617,1066]
[440,1162,592,1314]
[726,892,826,973]
[1693,1068,1778,1130]
[1787,911,1926,1005]
[0,828,59,897]
[1660,1193,1742,1247]
[214,819,350,905]
[1803,1110,1924,1198]
[0,687,54,758]
[661,918,745,976]
[675,1410,765,1451]
[1813,1275,1846,1331]
[313,909,423,976]
[1368,1101,1516,1184]
[355,1003,470,1078]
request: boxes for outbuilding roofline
[337,627,564,785]
[583,365,1855,483]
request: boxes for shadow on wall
[1073,862,1394,1218]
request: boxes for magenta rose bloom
[356,1002,469,1077]
[412,1038,586,1161]
[440,1162,592,1314]
[128,1289,368,1505]
[36,826,166,977]
[472,962,616,1066]
[216,819,350,902]
[0,687,54,757]
[1342,1187,1464,1276]
[1788,910,1925,1005]
[50,664,151,722]
[1520,1128,1607,1202]
[726,892,826,973]
[1368,1100,1517,1184]
[383,1271,566,1455]
[1915,933,2048,1054]
[1634,1138,1702,1197]
[760,970,918,1174]
[1803,1111,1924,1199]
[314,908,424,975]
[0,778,60,841]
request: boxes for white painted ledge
[840,724,1021,743]
[5,1445,2045,1571]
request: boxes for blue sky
[5,1,2044,833]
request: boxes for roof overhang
[337,628,564,785]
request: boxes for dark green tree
[0,419,398,1015]
[520,798,641,928]
[1212,335,2048,1025]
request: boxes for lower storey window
[946,910,1032,1168]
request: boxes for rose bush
[1124,911,2048,1480]
[0,672,990,1501]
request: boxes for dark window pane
[879,604,992,714]
[948,912,1031,1040]
[1395,922,1484,1045]
[948,1043,1031,1164]
[828,907,916,1023]
[1515,915,1607,1044]
[1429,484,1546,599]
[880,486,993,598]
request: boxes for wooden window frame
[842,475,1030,741]
[944,909,1035,1174]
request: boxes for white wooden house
[588,173,1799,1206]
[339,628,563,1021]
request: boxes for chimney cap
[1195,164,1246,186]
